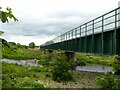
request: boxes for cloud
[1,0,119,45]
[2,10,95,36]
[3,35,55,46]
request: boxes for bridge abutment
[65,52,77,70]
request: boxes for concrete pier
[65,52,77,70]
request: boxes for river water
[0,59,41,66]
[0,59,113,73]
[76,64,113,73]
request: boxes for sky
[1,0,120,46]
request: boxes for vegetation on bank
[76,53,117,66]
[2,62,103,88]
[2,39,42,60]
[51,53,73,82]
[2,38,117,66]
[2,62,45,88]
[96,59,120,89]
[1,39,120,89]
[96,74,120,89]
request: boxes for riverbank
[2,47,117,66]
[2,62,103,88]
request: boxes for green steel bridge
[40,7,120,55]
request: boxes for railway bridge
[40,7,120,55]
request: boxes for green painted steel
[40,7,120,55]
[87,35,92,53]
[81,37,86,53]
[103,30,114,55]
[116,28,120,54]
[94,33,102,54]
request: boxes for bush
[16,80,44,88]
[51,53,73,82]
[96,75,120,89]
[2,63,45,88]
[38,54,51,65]
[16,43,23,48]
[112,57,120,75]
[76,57,86,66]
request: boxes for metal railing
[47,7,120,45]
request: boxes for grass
[77,53,117,66]
[2,62,46,88]
[2,47,42,60]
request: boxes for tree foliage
[45,40,54,45]
[0,7,18,35]
[29,42,35,48]
[0,31,4,35]
[0,7,18,23]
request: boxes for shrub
[96,75,120,89]
[2,63,45,88]
[51,53,73,82]
[112,57,120,75]
[17,80,44,88]
[96,75,115,89]
[16,43,23,48]
[38,54,51,65]
[76,57,86,66]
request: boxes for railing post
[102,16,104,54]
[75,28,77,51]
[66,33,67,41]
[72,30,73,39]
[92,20,94,53]
[80,26,81,52]
[75,28,77,38]
[85,24,87,52]
[114,9,117,54]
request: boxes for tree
[0,7,18,23]
[0,7,18,35]
[45,40,54,45]
[9,42,16,46]
[29,42,35,48]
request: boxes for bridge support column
[47,50,53,61]
[65,52,77,70]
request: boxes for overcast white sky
[1,0,120,46]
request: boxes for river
[0,59,41,66]
[0,59,113,73]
